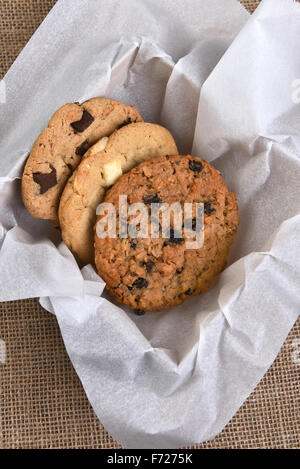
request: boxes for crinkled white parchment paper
[0,0,299,449]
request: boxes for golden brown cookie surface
[59,123,178,265]
[94,155,239,312]
[22,98,143,225]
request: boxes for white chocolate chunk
[90,137,109,155]
[102,160,123,187]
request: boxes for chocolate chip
[71,109,94,132]
[117,118,135,129]
[130,240,137,250]
[170,228,182,239]
[143,194,162,204]
[134,309,146,316]
[132,278,149,289]
[185,289,193,296]
[176,268,183,274]
[76,140,90,156]
[127,285,133,291]
[33,165,57,194]
[164,228,185,245]
[189,159,203,173]
[204,202,215,215]
[164,238,185,246]
[145,262,155,273]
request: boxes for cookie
[94,155,239,312]
[22,98,143,225]
[59,123,178,265]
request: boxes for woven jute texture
[0,0,299,449]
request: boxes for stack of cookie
[22,97,239,312]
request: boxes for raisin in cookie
[59,123,178,265]
[22,98,143,225]
[94,155,239,312]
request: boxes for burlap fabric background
[0,0,299,449]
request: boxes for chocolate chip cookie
[22,98,143,225]
[59,123,178,265]
[94,155,239,312]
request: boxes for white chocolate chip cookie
[59,122,178,265]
